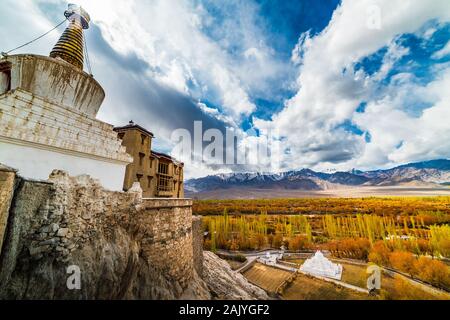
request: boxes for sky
[1,0,450,179]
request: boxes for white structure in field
[0,5,132,190]
[258,252,282,265]
[300,251,343,280]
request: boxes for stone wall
[137,198,194,290]
[0,164,16,258]
[0,170,206,299]
[192,216,204,277]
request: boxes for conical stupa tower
[49,4,90,70]
[0,4,133,190]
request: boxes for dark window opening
[158,162,169,175]
[141,134,146,145]
[118,132,125,140]
[136,174,143,182]
[139,152,145,166]
[0,62,12,95]
[157,175,173,192]
[157,162,173,193]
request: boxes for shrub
[289,235,310,251]
[392,278,434,300]
[416,239,431,255]
[326,238,371,260]
[389,251,417,277]
[414,256,450,289]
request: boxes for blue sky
[1,0,450,178]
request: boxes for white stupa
[258,252,282,265]
[300,251,343,280]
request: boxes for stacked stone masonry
[0,165,16,257]
[192,216,204,277]
[137,199,195,289]
[0,169,199,299]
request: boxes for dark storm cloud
[86,23,229,151]
[87,25,150,75]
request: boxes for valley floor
[235,258,450,300]
[187,186,450,199]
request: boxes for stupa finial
[49,4,90,70]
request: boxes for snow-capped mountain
[185,159,450,193]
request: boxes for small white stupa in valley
[300,251,343,280]
[258,252,282,265]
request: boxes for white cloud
[254,0,450,172]
[291,31,312,66]
[74,0,295,120]
[0,0,62,55]
[433,40,450,59]
[373,41,409,81]
[2,0,450,177]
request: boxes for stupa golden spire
[50,4,90,70]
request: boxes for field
[242,263,292,293]
[282,273,370,300]
[196,196,450,296]
[193,196,450,216]
[188,186,450,200]
[339,263,368,288]
[336,261,447,299]
[241,260,450,300]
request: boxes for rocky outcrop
[202,251,269,300]
[0,170,203,299]
[0,168,265,300]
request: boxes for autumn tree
[389,251,417,277]
[354,238,371,260]
[253,233,266,250]
[416,239,431,255]
[430,225,450,258]
[271,234,283,249]
[289,235,310,251]
[415,257,450,289]
[369,241,391,266]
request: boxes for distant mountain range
[185,159,450,195]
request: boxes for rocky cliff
[0,168,266,300]
[203,251,268,300]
